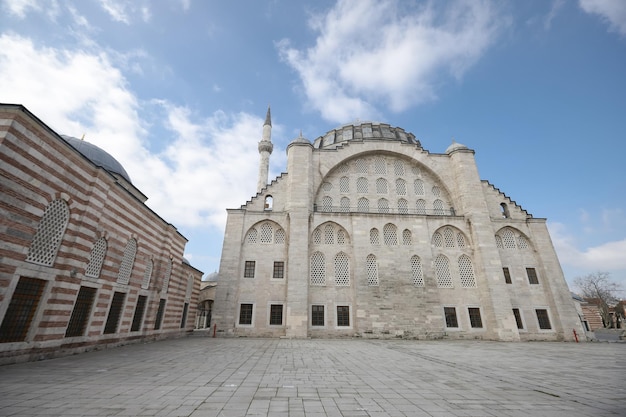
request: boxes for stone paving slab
[0,337,624,416]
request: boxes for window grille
[260,223,273,243]
[273,261,284,279]
[275,228,285,244]
[337,230,346,245]
[536,309,551,329]
[337,306,350,326]
[396,179,407,195]
[339,176,350,193]
[321,196,333,212]
[402,229,412,245]
[378,198,390,213]
[394,159,405,176]
[366,255,379,286]
[526,268,539,285]
[433,199,445,215]
[103,291,125,334]
[141,259,153,289]
[246,228,258,244]
[443,228,455,248]
[412,166,421,176]
[26,198,70,266]
[311,305,324,326]
[370,228,380,245]
[398,199,408,214]
[154,299,166,330]
[131,295,147,332]
[244,261,255,278]
[503,267,512,284]
[435,255,453,288]
[416,199,426,214]
[411,256,424,287]
[322,182,332,192]
[432,186,441,197]
[432,232,443,247]
[376,178,388,194]
[383,223,397,246]
[459,255,476,288]
[310,252,326,286]
[468,308,483,328]
[444,307,458,328]
[85,237,107,278]
[338,164,349,173]
[313,228,322,245]
[161,259,172,294]
[0,277,46,342]
[357,197,369,212]
[340,197,350,212]
[334,252,350,286]
[65,286,97,337]
[517,235,529,249]
[117,238,137,285]
[414,179,425,195]
[239,304,253,325]
[270,304,283,325]
[355,158,368,173]
[456,233,466,248]
[512,308,524,329]
[374,158,386,174]
[356,177,368,194]
[502,229,516,249]
[324,224,335,245]
[495,235,503,249]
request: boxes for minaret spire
[257,105,273,193]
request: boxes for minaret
[257,106,273,193]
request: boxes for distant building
[0,104,202,364]
[196,272,217,329]
[213,108,584,341]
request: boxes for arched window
[396,178,407,195]
[370,228,380,245]
[310,252,326,286]
[500,203,510,218]
[26,198,70,266]
[402,229,412,245]
[340,197,350,212]
[324,224,335,245]
[433,199,445,215]
[378,198,389,213]
[246,228,258,244]
[322,196,333,212]
[414,179,425,196]
[339,176,350,193]
[357,197,369,212]
[85,237,107,278]
[393,159,405,176]
[410,255,424,287]
[432,232,443,247]
[274,228,285,244]
[357,177,368,193]
[502,229,516,249]
[264,195,273,210]
[432,186,441,197]
[313,228,322,245]
[383,223,398,246]
[416,199,426,215]
[161,258,173,294]
[443,228,455,248]
[458,255,476,288]
[141,259,153,289]
[366,254,379,286]
[376,178,388,194]
[337,230,346,245]
[117,238,137,285]
[355,158,368,173]
[334,252,350,286]
[434,255,453,288]
[260,223,273,243]
[398,199,408,214]
[374,158,386,174]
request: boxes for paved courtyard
[0,336,624,417]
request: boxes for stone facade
[0,104,203,364]
[214,119,584,341]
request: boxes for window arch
[393,159,405,176]
[321,196,333,212]
[334,252,350,286]
[274,228,285,244]
[502,228,516,249]
[357,177,368,193]
[411,255,424,287]
[246,228,258,244]
[117,238,137,285]
[432,186,441,197]
[339,176,350,193]
[310,252,326,286]
[366,254,379,286]
[355,158,368,173]
[398,198,408,214]
[376,178,388,194]
[85,237,107,278]
[374,158,386,174]
[416,199,426,215]
[443,228,455,247]
[378,198,389,213]
[313,229,322,245]
[26,198,70,266]
[264,195,273,210]
[414,179,425,196]
[432,232,443,247]
[340,197,351,212]
[434,255,453,288]
[370,228,380,245]
[395,178,407,195]
[433,199,445,215]
[324,224,335,245]
[357,197,369,212]
[260,223,273,243]
[402,229,412,245]
[383,223,398,246]
[500,203,510,218]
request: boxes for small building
[0,104,202,364]
[196,272,217,329]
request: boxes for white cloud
[277,0,506,123]
[544,0,565,30]
[98,0,130,24]
[2,0,59,19]
[579,0,626,36]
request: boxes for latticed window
[517,235,529,249]
[402,229,412,245]
[311,305,324,326]
[355,158,368,173]
[414,179,425,195]
[339,176,350,193]
[444,307,458,328]
[275,228,285,244]
[374,158,386,174]
[370,228,380,245]
[393,159,405,176]
[457,233,466,248]
[340,197,350,212]
[26,198,70,266]
[495,235,503,249]
[246,228,258,244]
[337,306,350,326]
[322,196,333,212]
[65,286,97,337]
[310,252,326,285]
[410,256,424,287]
[443,228,455,248]
[337,230,346,245]
[536,309,551,329]
[433,199,445,215]
[270,304,283,325]
[244,261,255,278]
[322,182,332,192]
[239,304,253,325]
[412,166,421,176]
[117,238,137,285]
[503,267,512,284]
[435,255,453,288]
[141,259,153,289]
[416,199,426,215]
[526,268,539,285]
[313,228,322,245]
[378,198,389,213]
[103,291,125,334]
[383,223,397,246]
[432,232,443,247]
[273,261,284,279]
[459,255,476,288]
[357,197,369,212]
[324,224,335,245]
[357,177,368,193]
[366,254,378,286]
[161,259,172,294]
[338,164,349,173]
[376,178,388,194]
[513,308,524,329]
[468,308,483,328]
[85,237,107,278]
[502,229,516,249]
[334,252,350,286]
[0,277,46,342]
[432,186,441,197]
[398,199,408,214]
[260,223,273,243]
[396,179,407,195]
[131,295,147,332]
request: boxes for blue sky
[1,0,625,294]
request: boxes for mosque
[0,104,202,364]
[213,108,584,341]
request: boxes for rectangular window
[444,307,458,328]
[273,261,284,279]
[65,286,97,337]
[0,277,46,343]
[512,308,524,329]
[103,292,125,334]
[337,306,350,327]
[239,304,253,325]
[244,261,256,278]
[131,295,147,332]
[154,299,166,330]
[468,308,483,328]
[503,267,512,284]
[269,304,283,325]
[311,305,325,326]
[526,268,539,285]
[180,303,189,328]
[536,309,552,330]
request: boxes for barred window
[526,268,539,285]
[246,228,258,244]
[239,304,253,325]
[412,166,421,176]
[512,308,524,329]
[444,307,458,328]
[503,267,512,284]
[85,237,107,278]
[357,197,370,212]
[435,255,453,288]
[468,308,483,328]
[141,259,153,289]
[357,177,368,193]
[536,309,551,329]
[402,229,412,245]
[154,299,166,330]
[366,254,379,286]
[458,255,477,288]
[370,228,380,245]
[395,178,407,195]
[337,306,350,326]
[270,304,283,325]
[131,295,147,332]
[117,238,137,285]
[273,261,284,279]
[0,277,46,342]
[376,178,388,194]
[312,305,325,326]
[103,292,125,334]
[416,199,426,214]
[414,179,425,196]
[244,261,256,278]
[310,252,326,286]
[65,286,97,337]
[410,255,424,287]
[26,198,70,266]
[383,223,397,246]
[334,252,350,286]
[339,176,350,193]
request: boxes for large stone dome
[312,121,421,149]
[62,135,132,183]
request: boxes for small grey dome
[445,141,469,154]
[290,131,310,145]
[204,271,219,282]
[62,135,132,183]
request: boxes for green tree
[574,272,623,328]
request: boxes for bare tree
[574,272,623,328]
